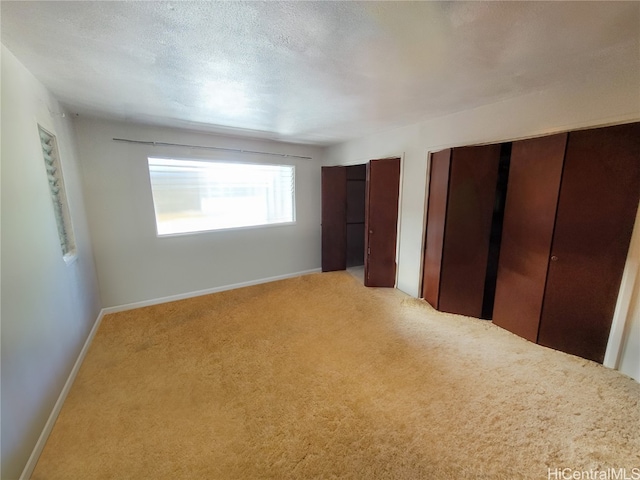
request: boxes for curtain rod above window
[112,138,313,160]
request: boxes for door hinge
[367,248,371,255]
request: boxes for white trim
[416,148,433,299]
[20,309,107,480]
[62,252,79,266]
[604,263,638,368]
[394,154,405,289]
[604,206,640,369]
[422,113,639,154]
[102,268,322,314]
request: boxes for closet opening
[346,165,367,268]
[481,142,512,319]
[322,158,401,288]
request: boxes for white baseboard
[19,268,322,478]
[102,268,323,314]
[20,308,107,480]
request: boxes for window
[147,157,295,236]
[38,125,76,261]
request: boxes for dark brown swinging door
[364,158,401,287]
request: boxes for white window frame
[38,125,77,263]
[147,157,296,237]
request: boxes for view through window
[147,157,295,236]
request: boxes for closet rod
[112,138,313,160]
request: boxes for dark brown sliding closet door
[437,145,501,317]
[492,133,567,342]
[422,149,451,308]
[537,123,640,363]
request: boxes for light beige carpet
[33,272,640,479]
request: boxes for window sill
[156,221,297,238]
[63,252,78,265]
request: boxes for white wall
[324,70,640,380]
[74,118,324,308]
[1,45,101,479]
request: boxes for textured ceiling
[2,1,639,145]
